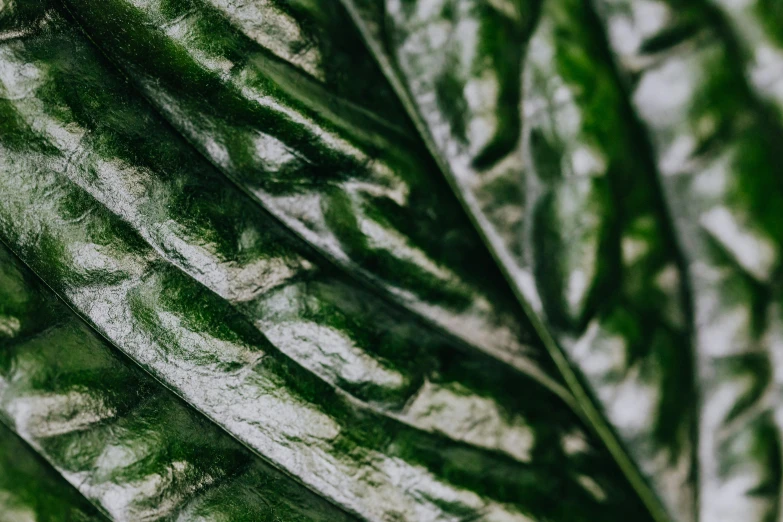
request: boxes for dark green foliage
[1,0,780,521]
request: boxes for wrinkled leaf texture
[0,0,780,521]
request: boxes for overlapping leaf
[340,0,783,520]
[592,1,783,520]
[61,0,548,377]
[1,0,780,520]
[0,2,650,520]
[0,246,358,521]
[0,424,103,521]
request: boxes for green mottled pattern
[61,0,546,374]
[1,0,781,521]
[0,2,648,521]
[0,423,104,522]
[592,1,783,520]
[0,246,359,521]
[340,0,783,521]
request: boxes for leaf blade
[340,0,783,521]
[59,0,554,384]
[0,244,358,522]
[592,1,783,519]
[0,3,652,520]
[0,422,105,522]
[336,0,696,520]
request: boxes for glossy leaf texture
[1,0,780,520]
[0,424,104,522]
[59,0,549,378]
[0,245,359,521]
[0,2,653,521]
[341,0,783,521]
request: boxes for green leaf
[0,423,104,522]
[60,0,549,379]
[708,0,783,122]
[339,0,783,520]
[0,245,358,521]
[592,2,783,520]
[1,0,779,520]
[0,2,649,520]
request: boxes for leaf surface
[0,423,104,522]
[335,0,783,520]
[0,245,359,521]
[592,1,783,520]
[1,0,780,520]
[61,0,546,378]
[0,2,650,520]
